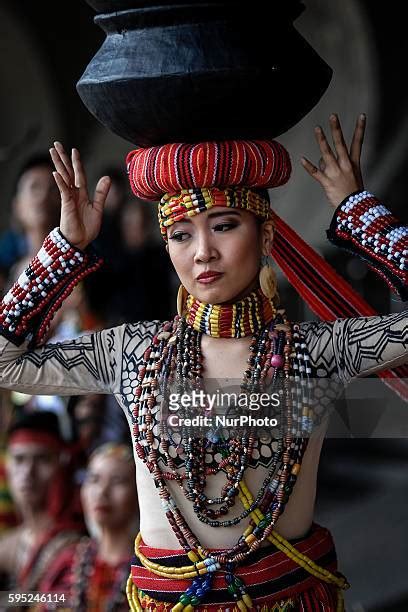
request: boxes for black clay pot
[77,1,332,147]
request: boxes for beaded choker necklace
[184,288,275,338]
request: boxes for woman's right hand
[50,142,111,251]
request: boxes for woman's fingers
[300,156,328,186]
[329,114,349,163]
[52,171,75,204]
[301,113,366,208]
[71,148,88,191]
[350,114,366,166]
[53,142,75,185]
[49,147,72,187]
[314,126,337,165]
[92,176,111,211]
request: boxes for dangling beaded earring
[259,254,277,299]
[177,284,188,316]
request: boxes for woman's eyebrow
[207,210,241,219]
[171,218,191,225]
[168,210,241,235]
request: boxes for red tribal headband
[126,139,292,239]
[8,429,63,453]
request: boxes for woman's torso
[120,325,331,549]
[136,421,327,548]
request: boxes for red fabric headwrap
[126,140,291,201]
[8,429,62,453]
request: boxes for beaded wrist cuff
[327,190,408,300]
[0,228,103,347]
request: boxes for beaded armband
[327,190,407,300]
[0,228,103,347]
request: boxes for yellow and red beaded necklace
[184,288,275,338]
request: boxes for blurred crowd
[0,153,178,610]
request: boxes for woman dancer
[39,443,137,611]
[0,115,406,610]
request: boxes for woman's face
[167,207,273,304]
[74,395,104,443]
[13,166,61,230]
[81,453,137,532]
[6,442,59,511]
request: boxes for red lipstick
[196,271,223,283]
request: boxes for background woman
[39,443,138,611]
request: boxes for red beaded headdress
[126,140,291,239]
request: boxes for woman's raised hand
[301,113,366,208]
[49,142,111,250]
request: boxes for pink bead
[270,354,284,368]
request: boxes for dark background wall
[3,1,102,147]
[1,1,407,208]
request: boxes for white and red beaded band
[327,190,407,300]
[0,228,103,346]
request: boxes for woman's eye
[214,223,237,232]
[169,232,189,242]
[111,478,127,485]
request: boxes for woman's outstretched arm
[300,310,407,384]
[302,113,407,299]
[300,114,407,383]
[0,144,123,395]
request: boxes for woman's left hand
[301,113,366,208]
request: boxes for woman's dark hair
[256,188,270,202]
[7,409,63,442]
[13,154,54,194]
[67,395,107,442]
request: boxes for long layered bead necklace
[131,295,312,610]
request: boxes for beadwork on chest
[123,318,321,475]
[126,311,317,488]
